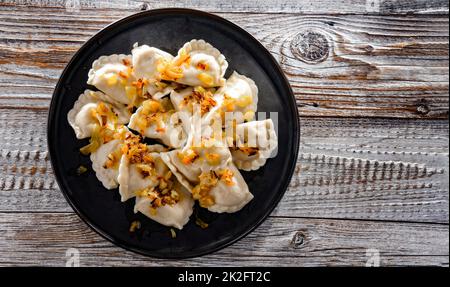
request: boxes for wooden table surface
[0,0,448,267]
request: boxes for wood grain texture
[0,5,448,118]
[1,0,448,14]
[0,1,448,267]
[0,109,448,223]
[0,213,448,267]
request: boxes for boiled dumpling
[87,54,136,105]
[161,39,228,87]
[117,133,195,229]
[169,86,223,133]
[162,153,252,213]
[134,180,194,230]
[68,90,131,139]
[230,119,278,171]
[132,44,177,99]
[118,147,171,202]
[132,44,174,81]
[160,132,232,191]
[90,139,123,189]
[71,40,275,225]
[184,135,232,173]
[144,80,177,100]
[161,150,201,190]
[168,87,195,134]
[213,71,258,125]
[128,99,186,148]
[192,163,253,213]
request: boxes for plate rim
[47,8,300,259]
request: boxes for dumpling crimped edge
[233,119,278,171]
[181,39,229,79]
[67,89,129,139]
[87,54,132,86]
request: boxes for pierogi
[67,39,278,230]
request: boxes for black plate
[48,8,299,259]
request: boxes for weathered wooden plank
[1,0,448,14]
[0,1,448,268]
[0,6,448,118]
[0,212,447,266]
[1,109,448,223]
[280,118,449,223]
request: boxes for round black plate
[48,8,299,259]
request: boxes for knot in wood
[291,231,306,248]
[291,31,329,64]
[416,104,430,115]
[140,3,149,11]
[416,99,430,115]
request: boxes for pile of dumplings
[68,40,278,230]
